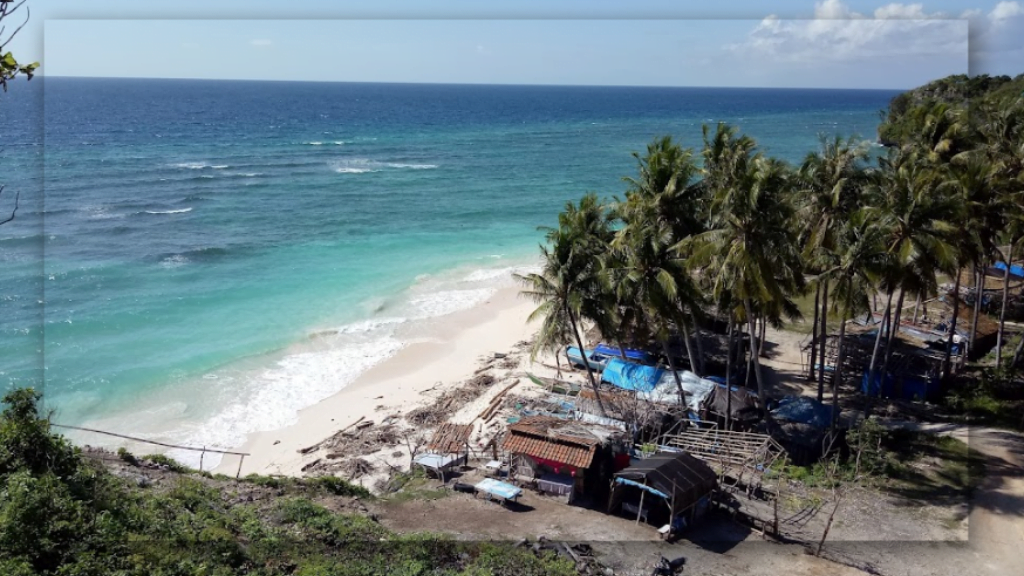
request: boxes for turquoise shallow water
[0,79,897,463]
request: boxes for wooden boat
[565,346,610,371]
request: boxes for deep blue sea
[1,78,897,463]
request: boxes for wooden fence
[51,423,250,477]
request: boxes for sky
[2,0,1022,89]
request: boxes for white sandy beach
[214,282,583,486]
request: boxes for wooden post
[236,455,245,479]
[199,447,205,472]
[636,487,646,524]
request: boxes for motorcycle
[650,555,686,575]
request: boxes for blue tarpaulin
[995,261,1024,279]
[770,396,834,428]
[861,371,937,401]
[614,477,669,499]
[601,359,665,392]
[594,344,654,364]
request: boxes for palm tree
[619,136,706,375]
[518,193,613,415]
[972,100,1024,367]
[609,202,702,407]
[826,209,887,429]
[796,135,871,398]
[866,151,959,388]
[687,123,804,406]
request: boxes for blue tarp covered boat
[600,358,665,392]
[594,344,654,364]
[565,346,610,371]
[994,261,1024,279]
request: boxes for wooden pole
[199,447,205,472]
[236,455,245,479]
[637,486,646,524]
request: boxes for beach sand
[214,283,583,488]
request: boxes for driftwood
[298,416,365,454]
[300,459,321,472]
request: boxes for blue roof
[601,358,665,392]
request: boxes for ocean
[0,78,897,464]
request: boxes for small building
[609,452,718,531]
[413,422,473,481]
[501,416,630,503]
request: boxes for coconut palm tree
[619,136,706,374]
[796,135,872,397]
[518,193,613,415]
[866,151,959,389]
[687,123,804,406]
[972,100,1024,367]
[825,209,887,429]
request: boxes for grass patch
[877,430,985,504]
[383,476,451,504]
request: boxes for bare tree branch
[0,1,30,50]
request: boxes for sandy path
[880,422,1024,575]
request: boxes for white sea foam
[144,207,193,215]
[165,337,404,468]
[409,288,494,318]
[331,158,438,174]
[386,163,438,170]
[462,266,517,283]
[173,162,229,170]
[160,254,190,268]
[332,316,408,335]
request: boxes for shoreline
[214,282,554,480]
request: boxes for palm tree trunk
[725,320,734,431]
[743,299,768,407]
[912,293,921,324]
[692,309,708,373]
[660,338,688,409]
[996,244,1015,369]
[867,290,894,401]
[880,289,907,381]
[817,282,829,402]
[970,266,983,354]
[942,271,963,380]
[759,316,768,357]
[679,320,700,377]
[810,282,821,381]
[831,314,849,433]
[567,308,607,416]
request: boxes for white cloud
[966,0,1024,61]
[250,39,273,47]
[730,1,967,64]
[990,1,1024,20]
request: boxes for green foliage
[141,453,192,473]
[117,447,140,466]
[0,389,572,575]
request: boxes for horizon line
[37,74,910,92]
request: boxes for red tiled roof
[500,416,604,469]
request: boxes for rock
[273,440,280,445]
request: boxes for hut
[501,416,630,503]
[609,452,718,532]
[412,422,473,481]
